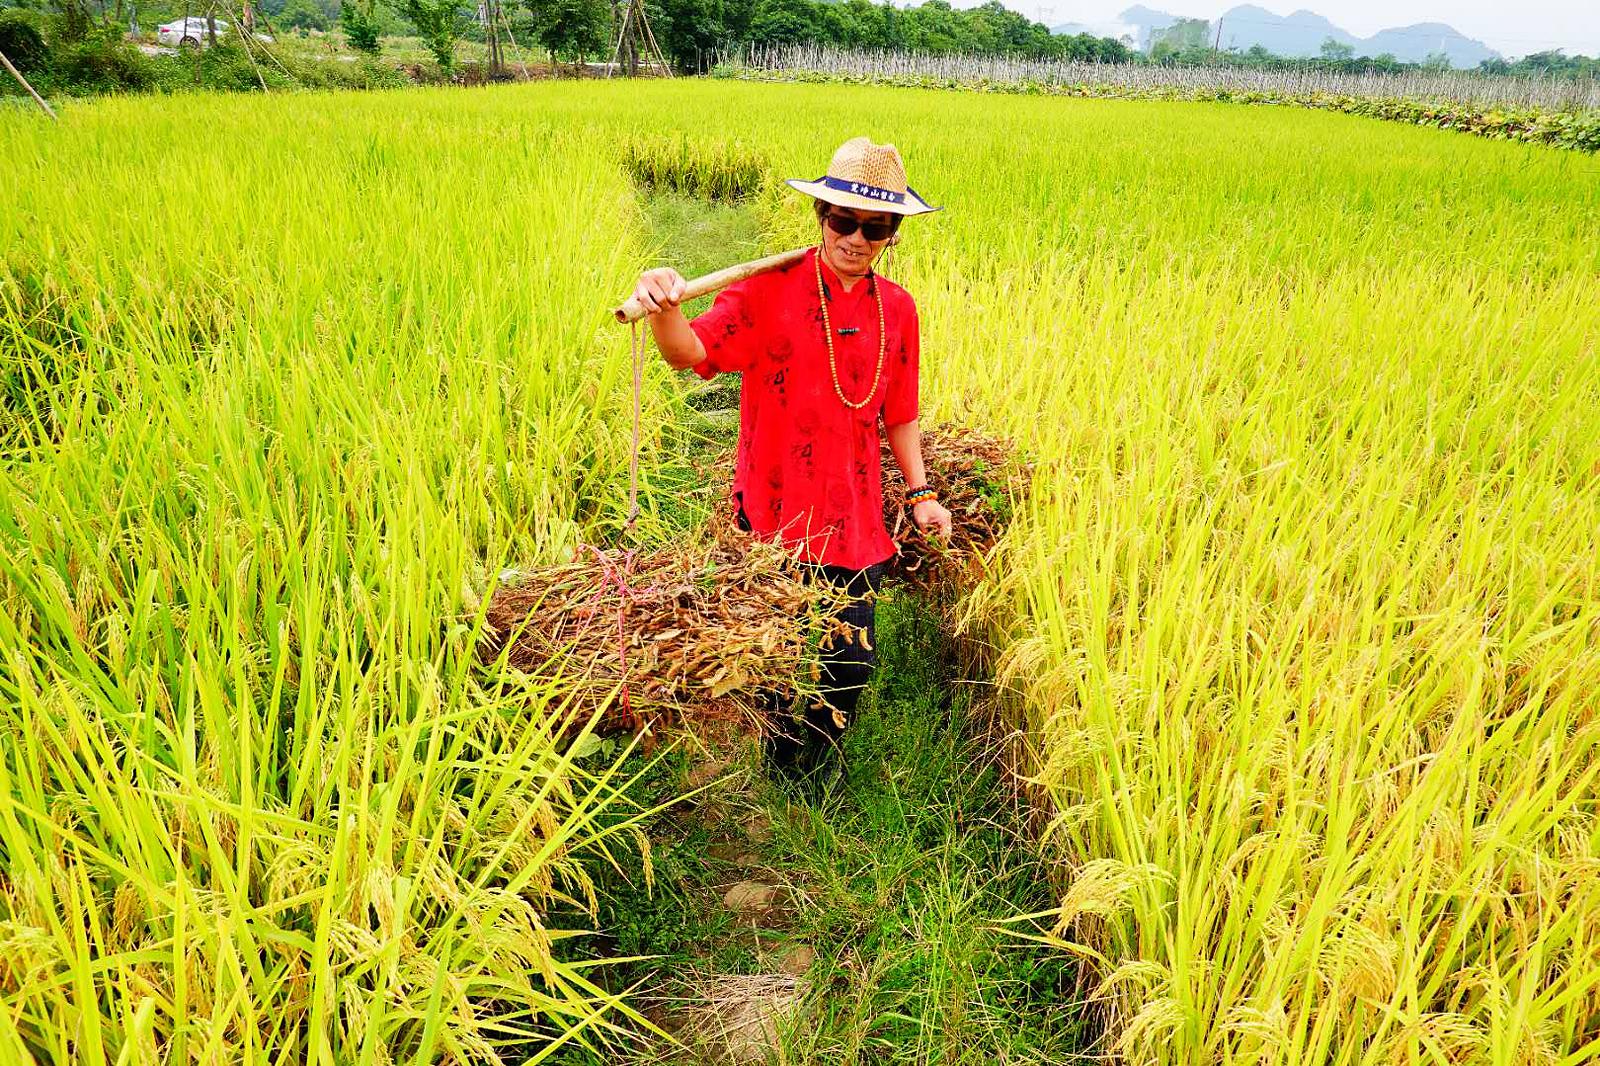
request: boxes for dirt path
[557,596,1091,1065]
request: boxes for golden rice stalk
[480,514,854,734]
[879,425,1031,595]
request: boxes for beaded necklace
[815,246,887,411]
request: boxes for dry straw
[481,427,1026,733]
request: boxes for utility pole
[1212,17,1222,58]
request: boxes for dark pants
[737,497,884,768]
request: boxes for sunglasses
[823,212,900,242]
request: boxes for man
[632,136,953,781]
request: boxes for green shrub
[44,31,153,93]
[141,42,301,93]
[0,11,49,75]
[283,52,410,90]
[340,0,383,54]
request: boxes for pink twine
[582,543,639,730]
[568,322,648,729]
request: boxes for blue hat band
[817,175,906,205]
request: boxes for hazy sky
[1002,1,1600,58]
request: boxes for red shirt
[690,247,919,570]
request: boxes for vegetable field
[4,82,1599,1064]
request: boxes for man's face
[820,206,898,278]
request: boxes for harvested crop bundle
[480,427,1024,734]
[882,426,1030,591]
[480,515,854,734]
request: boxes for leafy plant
[0,10,48,73]
[394,0,463,68]
[339,0,383,51]
[524,0,607,68]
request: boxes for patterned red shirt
[690,246,919,570]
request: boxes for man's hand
[633,268,688,315]
[912,498,953,539]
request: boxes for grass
[553,595,1093,1065]
[764,597,1090,1065]
[641,188,764,406]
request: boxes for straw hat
[785,137,940,217]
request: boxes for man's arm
[885,419,953,537]
[633,268,706,371]
[885,419,926,488]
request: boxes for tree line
[4,0,1595,86]
[328,0,1137,71]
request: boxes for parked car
[155,16,271,47]
[157,17,225,46]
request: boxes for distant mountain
[1050,20,1140,44]
[1360,22,1499,67]
[1117,4,1179,49]
[1214,5,1357,57]
[1100,5,1501,67]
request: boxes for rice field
[4,81,1600,1063]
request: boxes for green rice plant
[5,78,1600,1064]
[618,133,770,202]
[718,81,1600,1061]
[716,51,1600,153]
[0,89,684,1061]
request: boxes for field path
[550,190,1089,1064]
[571,594,1090,1066]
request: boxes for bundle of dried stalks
[480,427,1023,733]
[480,515,853,734]
[882,425,1030,591]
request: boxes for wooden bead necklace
[815,245,887,411]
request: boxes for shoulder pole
[613,246,810,324]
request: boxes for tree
[1073,32,1133,62]
[634,0,1129,70]
[340,0,382,53]
[281,0,330,27]
[827,0,894,50]
[524,0,606,64]
[56,0,95,41]
[748,0,816,47]
[1319,36,1352,61]
[900,0,961,54]
[1150,17,1208,62]
[1422,50,1450,71]
[397,0,464,67]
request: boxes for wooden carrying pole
[613,247,808,324]
[1,46,56,120]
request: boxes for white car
[155,17,272,47]
[157,16,227,46]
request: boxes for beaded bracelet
[905,485,938,506]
